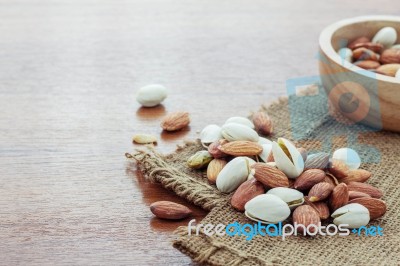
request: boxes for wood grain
[0,0,396,264]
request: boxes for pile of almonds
[338,26,400,79]
[186,112,387,233]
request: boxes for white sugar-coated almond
[136,84,168,107]
[372,27,397,48]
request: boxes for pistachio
[200,125,222,146]
[244,194,291,224]
[266,187,304,209]
[271,138,304,179]
[216,157,252,193]
[331,203,370,228]
[332,148,361,170]
[221,123,259,142]
[132,134,157,144]
[136,84,167,107]
[258,137,272,145]
[224,116,255,129]
[259,144,273,163]
[187,151,213,169]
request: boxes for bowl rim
[319,15,400,84]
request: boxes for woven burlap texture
[132,87,400,265]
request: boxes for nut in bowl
[319,16,400,132]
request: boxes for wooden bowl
[319,16,400,132]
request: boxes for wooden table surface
[0,1,396,265]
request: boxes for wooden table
[0,1,396,264]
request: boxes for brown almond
[348,198,387,219]
[252,163,289,188]
[304,152,329,170]
[348,36,370,50]
[341,169,371,184]
[252,111,273,135]
[208,139,228,158]
[207,159,227,184]
[351,42,383,53]
[294,169,326,190]
[347,182,383,198]
[308,182,334,202]
[161,111,190,131]
[150,201,192,220]
[354,60,381,70]
[329,183,349,211]
[231,179,265,211]
[352,47,379,61]
[305,197,330,220]
[324,173,339,186]
[349,191,372,200]
[219,140,262,156]
[376,63,400,77]
[380,48,400,64]
[292,205,321,234]
[329,160,350,179]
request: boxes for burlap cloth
[131,86,400,265]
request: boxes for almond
[352,47,379,61]
[150,201,192,220]
[304,152,329,170]
[329,160,349,179]
[304,197,330,220]
[324,173,339,186]
[341,169,371,184]
[231,179,265,211]
[207,159,227,184]
[348,36,370,50]
[348,198,387,219]
[219,140,262,156]
[308,182,334,202]
[380,48,400,64]
[294,169,326,190]
[351,42,383,53]
[292,205,321,234]
[376,63,400,77]
[208,139,228,158]
[252,163,289,188]
[349,191,372,200]
[161,111,190,131]
[347,182,383,198]
[354,60,381,70]
[252,111,273,135]
[329,183,349,211]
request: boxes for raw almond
[354,60,381,70]
[251,163,290,188]
[352,47,379,61]
[150,201,192,220]
[305,197,330,220]
[219,140,262,156]
[380,48,400,64]
[351,42,384,53]
[207,159,227,184]
[161,111,190,131]
[292,205,321,234]
[341,169,371,184]
[324,173,339,186]
[304,152,329,170]
[329,183,349,211]
[349,191,372,200]
[294,169,326,190]
[348,198,387,219]
[347,182,383,198]
[308,182,334,202]
[231,179,265,211]
[208,139,228,158]
[252,111,273,135]
[329,160,350,179]
[348,36,370,50]
[376,63,400,77]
